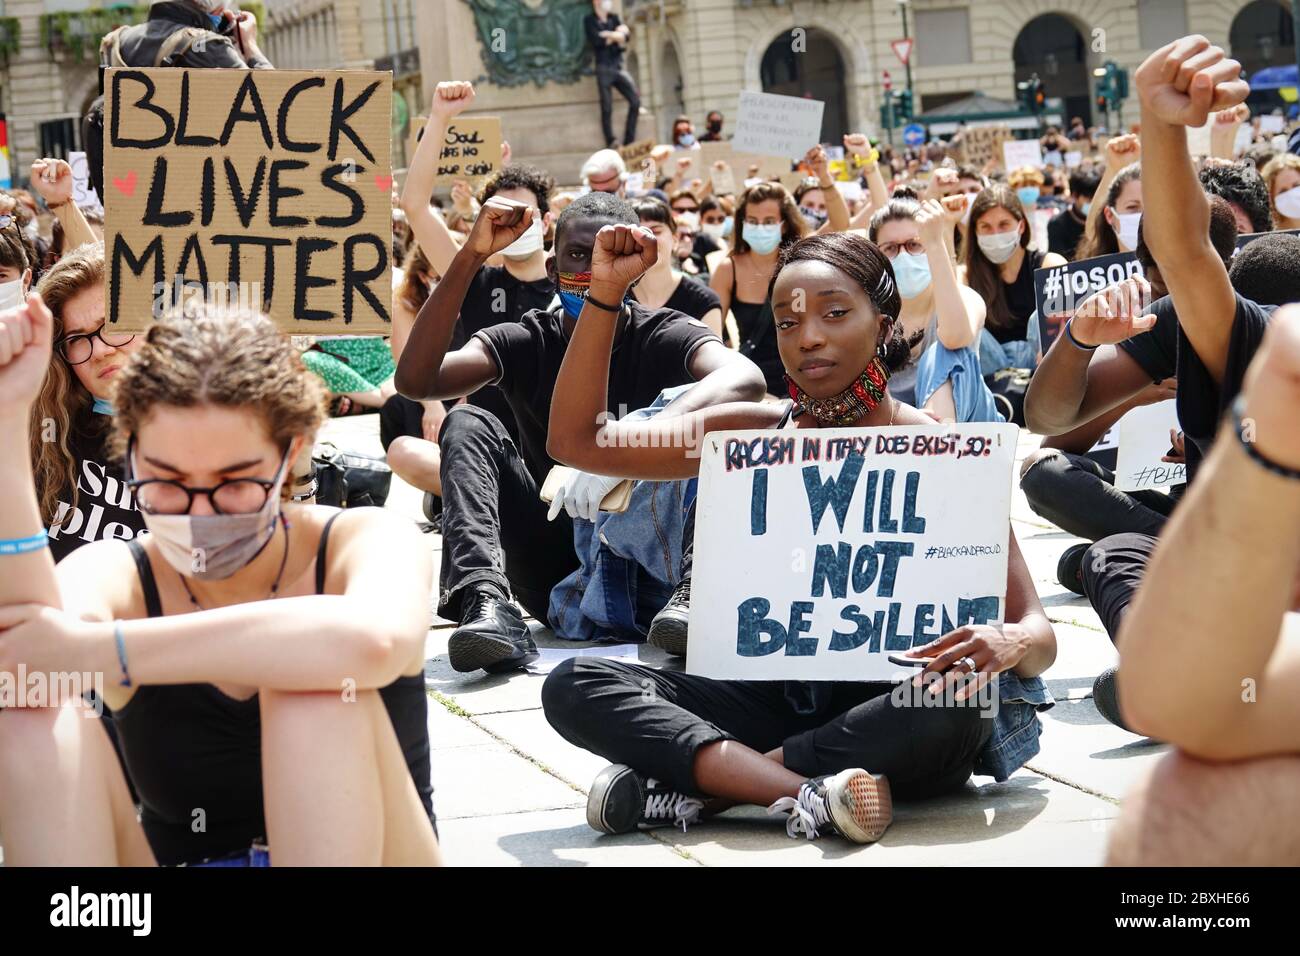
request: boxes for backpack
[82,24,218,200]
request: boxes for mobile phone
[887,653,936,667]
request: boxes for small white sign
[1002,139,1044,170]
[1260,114,1285,134]
[1115,401,1185,491]
[687,423,1018,682]
[1064,151,1083,168]
[69,151,103,212]
[733,90,825,161]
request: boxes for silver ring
[958,656,977,674]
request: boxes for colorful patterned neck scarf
[784,356,891,426]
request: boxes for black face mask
[707,119,722,133]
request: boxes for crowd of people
[0,2,1296,867]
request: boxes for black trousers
[379,393,427,452]
[1079,532,1158,642]
[596,66,640,145]
[543,658,993,801]
[1020,450,1177,542]
[437,404,579,623]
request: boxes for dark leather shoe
[647,576,691,656]
[448,592,536,673]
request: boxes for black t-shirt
[46,417,147,563]
[584,13,625,71]
[453,264,555,437]
[996,249,1045,343]
[1047,208,1086,260]
[689,233,721,276]
[475,302,720,483]
[662,274,721,322]
[1119,292,1274,481]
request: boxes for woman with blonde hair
[0,300,441,866]
[1260,152,1300,230]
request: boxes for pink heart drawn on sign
[112,171,138,197]
[375,174,393,192]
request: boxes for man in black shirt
[584,0,640,148]
[395,192,765,674]
[1046,167,1100,260]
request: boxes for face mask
[1275,186,1300,220]
[92,398,114,416]
[676,210,700,232]
[1080,201,1092,216]
[502,218,544,260]
[800,206,828,228]
[701,221,727,241]
[134,449,289,582]
[1112,211,1142,251]
[891,251,932,300]
[743,222,782,255]
[722,216,733,238]
[557,270,592,318]
[1016,187,1040,208]
[977,228,1021,264]
[677,132,696,147]
[0,277,24,312]
[707,120,722,133]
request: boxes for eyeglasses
[878,240,925,259]
[55,323,136,366]
[126,446,288,516]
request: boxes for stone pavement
[328,415,1168,866]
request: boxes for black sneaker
[447,591,536,674]
[647,576,691,656]
[767,769,892,844]
[1092,666,1136,733]
[1057,542,1089,596]
[586,764,704,835]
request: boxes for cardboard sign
[687,424,1018,682]
[1115,400,1185,491]
[1034,252,1144,351]
[68,151,103,212]
[700,141,788,182]
[407,116,426,163]
[617,138,656,170]
[670,147,702,185]
[709,162,736,196]
[1002,139,1044,171]
[733,90,825,160]
[432,116,502,186]
[103,67,393,334]
[955,124,1011,169]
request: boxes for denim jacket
[548,386,695,642]
[975,670,1054,782]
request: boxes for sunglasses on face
[55,323,136,366]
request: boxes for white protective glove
[546,469,623,523]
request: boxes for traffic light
[896,89,913,123]
[1094,61,1129,117]
[1016,74,1045,115]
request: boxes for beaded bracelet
[1232,395,1300,481]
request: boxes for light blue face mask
[1016,187,1040,208]
[208,13,224,31]
[678,132,696,147]
[92,398,115,416]
[891,250,932,300]
[743,222,782,255]
[722,216,733,238]
[1081,201,1092,216]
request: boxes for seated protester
[698,196,733,248]
[1033,37,1291,731]
[1260,151,1300,230]
[1021,200,1240,592]
[382,244,450,523]
[542,229,1056,844]
[711,181,811,395]
[0,303,440,866]
[1007,165,1045,214]
[1198,159,1273,236]
[1074,162,1141,260]
[964,184,1067,374]
[1047,166,1101,260]
[868,194,1003,422]
[28,244,145,561]
[1107,306,1300,866]
[668,190,716,278]
[629,198,723,337]
[393,192,765,674]
[0,207,37,308]
[301,336,396,415]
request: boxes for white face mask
[502,218,544,260]
[0,277,24,312]
[977,228,1021,264]
[1276,186,1300,221]
[700,221,727,241]
[676,210,700,232]
[1112,211,1142,251]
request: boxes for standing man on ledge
[585,0,640,148]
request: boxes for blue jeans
[916,341,1005,423]
[978,316,1041,376]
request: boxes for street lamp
[895,0,914,101]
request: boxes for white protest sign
[1234,124,1254,155]
[1185,121,1212,156]
[1115,400,1185,491]
[833,179,864,204]
[1064,151,1083,168]
[68,151,103,212]
[687,423,1018,682]
[1002,139,1044,170]
[733,90,824,160]
[1260,114,1285,134]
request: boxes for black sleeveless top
[729,263,784,395]
[114,511,434,866]
[993,249,1045,344]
